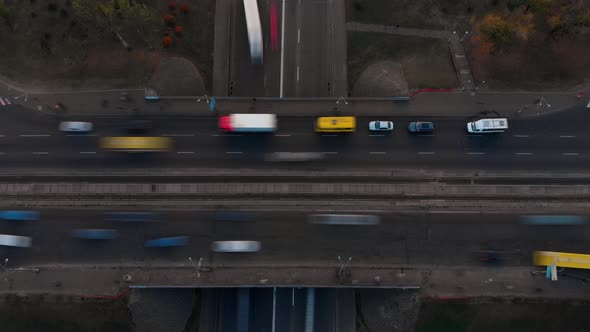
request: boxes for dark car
[408,121,434,133]
[144,236,189,248]
[125,120,153,134]
[71,229,119,240]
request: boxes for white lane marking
[297,66,300,82]
[513,135,529,138]
[369,152,386,155]
[66,134,97,137]
[418,152,435,155]
[275,134,292,137]
[162,134,195,137]
[0,152,5,155]
[279,0,286,98]
[562,152,580,156]
[323,152,338,155]
[467,152,485,155]
[297,29,300,44]
[177,151,195,154]
[515,152,533,155]
[79,151,96,154]
[32,152,49,155]
[0,135,5,137]
[369,134,385,137]
[226,151,243,154]
[560,135,576,138]
[20,134,51,137]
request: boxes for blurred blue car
[0,210,40,221]
[408,121,434,133]
[71,229,119,240]
[144,236,189,248]
[106,212,160,222]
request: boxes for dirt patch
[0,0,214,92]
[346,0,499,29]
[0,294,133,332]
[352,61,408,97]
[348,31,458,95]
[417,298,590,332]
[148,56,205,96]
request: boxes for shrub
[162,35,173,47]
[168,2,176,10]
[179,4,189,13]
[163,14,176,27]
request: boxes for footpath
[0,264,588,301]
[0,77,587,119]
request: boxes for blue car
[408,121,434,133]
[106,212,160,222]
[71,229,119,240]
[144,236,189,248]
[0,211,40,221]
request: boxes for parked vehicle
[369,121,394,132]
[408,121,434,133]
[0,210,40,221]
[466,118,508,133]
[71,229,119,240]
[0,234,32,247]
[218,114,277,133]
[144,236,189,248]
[211,240,261,253]
[59,121,93,133]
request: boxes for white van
[467,118,508,133]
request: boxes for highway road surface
[1,106,590,171]
[0,209,588,268]
[199,287,355,332]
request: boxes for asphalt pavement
[0,208,587,270]
[1,106,590,171]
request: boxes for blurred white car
[211,240,261,253]
[59,121,93,133]
[369,121,394,131]
[0,234,32,247]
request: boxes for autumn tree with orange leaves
[478,14,516,52]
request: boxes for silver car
[369,121,394,131]
[0,234,32,247]
[211,240,261,253]
[59,121,93,132]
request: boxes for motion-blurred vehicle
[106,212,160,222]
[0,234,32,247]
[144,236,189,248]
[100,136,172,152]
[211,240,261,253]
[369,121,394,132]
[408,121,434,133]
[71,229,119,240]
[218,114,277,133]
[59,121,93,133]
[210,212,257,222]
[0,210,40,221]
[125,119,153,134]
[264,152,324,162]
[307,214,380,225]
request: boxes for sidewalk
[0,75,586,118]
[1,264,588,300]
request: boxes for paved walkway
[346,22,476,91]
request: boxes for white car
[59,121,93,133]
[0,234,32,247]
[211,240,261,253]
[369,121,394,131]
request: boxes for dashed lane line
[513,135,529,138]
[369,152,386,155]
[515,152,533,155]
[20,134,51,137]
[467,152,485,155]
[275,134,292,137]
[226,151,243,154]
[418,152,435,155]
[32,152,49,155]
[177,151,196,154]
[562,152,580,156]
[560,135,576,138]
[79,151,97,154]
